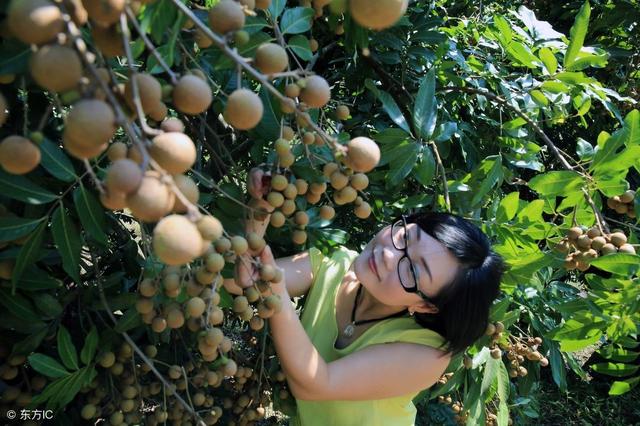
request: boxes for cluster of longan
[607,190,637,219]
[501,336,548,379]
[435,390,467,424]
[234,262,283,330]
[557,226,636,272]
[322,161,372,218]
[0,349,46,421]
[263,171,312,245]
[218,365,270,426]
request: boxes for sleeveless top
[290,246,447,426]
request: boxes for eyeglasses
[391,215,435,304]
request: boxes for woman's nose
[381,245,398,270]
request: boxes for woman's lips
[369,251,379,279]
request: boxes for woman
[225,169,505,426]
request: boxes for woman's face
[353,222,460,310]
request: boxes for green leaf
[280,7,314,34]
[413,147,436,187]
[51,206,83,284]
[268,0,286,18]
[0,289,41,322]
[576,138,594,160]
[0,169,58,204]
[365,79,411,134]
[528,171,583,196]
[497,192,519,222]
[590,253,640,275]
[249,85,281,142]
[413,68,437,139]
[11,327,48,356]
[28,353,69,378]
[591,362,639,378]
[594,172,629,197]
[549,343,567,392]
[495,360,510,426]
[564,1,591,70]
[530,90,549,106]
[31,292,63,318]
[538,47,557,74]
[244,16,268,34]
[471,156,503,207]
[39,138,76,182]
[481,357,499,394]
[73,185,108,246]
[598,346,639,363]
[215,32,272,69]
[12,221,46,290]
[80,326,99,365]
[609,376,640,396]
[433,121,457,142]
[0,43,31,75]
[288,35,313,61]
[16,268,62,291]
[540,81,570,93]
[386,143,419,187]
[0,216,46,243]
[114,309,142,333]
[57,326,79,371]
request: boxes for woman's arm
[260,247,451,401]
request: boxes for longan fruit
[299,75,331,108]
[209,0,245,34]
[30,45,82,93]
[231,236,249,255]
[330,170,349,190]
[197,215,224,241]
[135,297,154,314]
[234,29,250,46]
[250,316,264,331]
[259,264,276,281]
[224,89,264,130]
[8,0,64,45]
[244,286,260,303]
[280,151,295,168]
[610,232,627,247]
[282,126,295,141]
[309,37,319,52]
[575,234,592,250]
[153,214,203,266]
[302,131,315,145]
[586,227,601,238]
[280,97,296,114]
[283,183,298,199]
[310,181,327,194]
[354,201,371,218]
[92,25,125,58]
[0,93,7,127]
[247,232,266,252]
[349,0,408,30]
[149,132,197,175]
[275,138,291,155]
[214,237,231,253]
[172,75,212,115]
[591,236,606,250]
[105,159,143,195]
[221,359,237,377]
[79,404,95,420]
[336,105,350,120]
[98,352,116,368]
[271,174,288,191]
[294,211,309,226]
[270,211,286,227]
[567,226,583,240]
[107,142,128,161]
[345,137,381,172]
[167,309,185,329]
[100,190,127,211]
[84,0,125,27]
[0,136,41,175]
[282,198,297,215]
[124,73,162,113]
[255,43,289,75]
[160,117,185,133]
[319,205,335,220]
[285,83,300,98]
[292,229,307,245]
[618,244,636,254]
[205,252,225,272]
[171,174,200,213]
[620,190,636,203]
[350,173,369,190]
[295,179,308,195]
[186,297,206,317]
[267,191,285,208]
[306,191,322,204]
[209,307,224,325]
[335,186,357,205]
[65,99,117,149]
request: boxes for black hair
[404,211,505,356]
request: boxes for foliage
[0,0,638,425]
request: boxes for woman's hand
[248,167,271,200]
[234,244,285,292]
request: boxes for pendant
[343,323,355,338]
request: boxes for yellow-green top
[290,246,446,426]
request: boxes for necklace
[342,283,408,338]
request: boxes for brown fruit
[275,138,291,155]
[586,227,601,238]
[575,235,592,250]
[224,89,264,130]
[490,348,502,359]
[197,215,224,241]
[149,132,196,175]
[92,25,124,58]
[600,243,617,255]
[267,191,285,208]
[151,317,167,332]
[100,190,127,210]
[65,99,117,148]
[186,297,206,317]
[231,236,248,255]
[294,211,309,226]
[334,186,357,205]
[285,83,300,98]
[610,232,627,247]
[0,260,14,280]
[271,174,288,191]
[591,236,606,250]
[135,298,154,314]
[615,203,628,214]
[354,201,372,218]
[64,0,88,26]
[295,179,308,195]
[250,316,264,331]
[172,75,212,115]
[215,237,231,253]
[84,0,125,27]
[345,137,380,172]
[160,118,185,133]
[350,173,369,191]
[349,0,408,30]
[30,45,82,92]
[567,226,583,240]
[292,229,307,244]
[246,232,266,252]
[309,37,319,52]
[310,181,327,194]
[618,244,636,254]
[279,151,295,167]
[107,142,128,161]
[167,309,185,328]
[98,352,116,368]
[194,28,213,48]
[270,211,286,227]
[153,214,203,265]
[319,205,335,220]
[8,0,64,45]
[281,97,296,114]
[255,43,289,75]
[147,102,168,122]
[0,136,41,175]
[299,75,331,108]
[106,159,143,195]
[323,162,339,178]
[282,126,295,140]
[336,105,350,120]
[209,0,245,34]
[172,174,199,213]
[124,73,162,113]
[620,190,636,203]
[126,171,175,222]
[283,183,298,200]
[330,171,349,190]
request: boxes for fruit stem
[124,6,178,85]
[119,15,163,138]
[429,141,451,212]
[82,159,106,195]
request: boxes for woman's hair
[404,211,505,356]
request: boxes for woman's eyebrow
[415,228,433,283]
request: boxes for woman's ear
[410,300,438,315]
